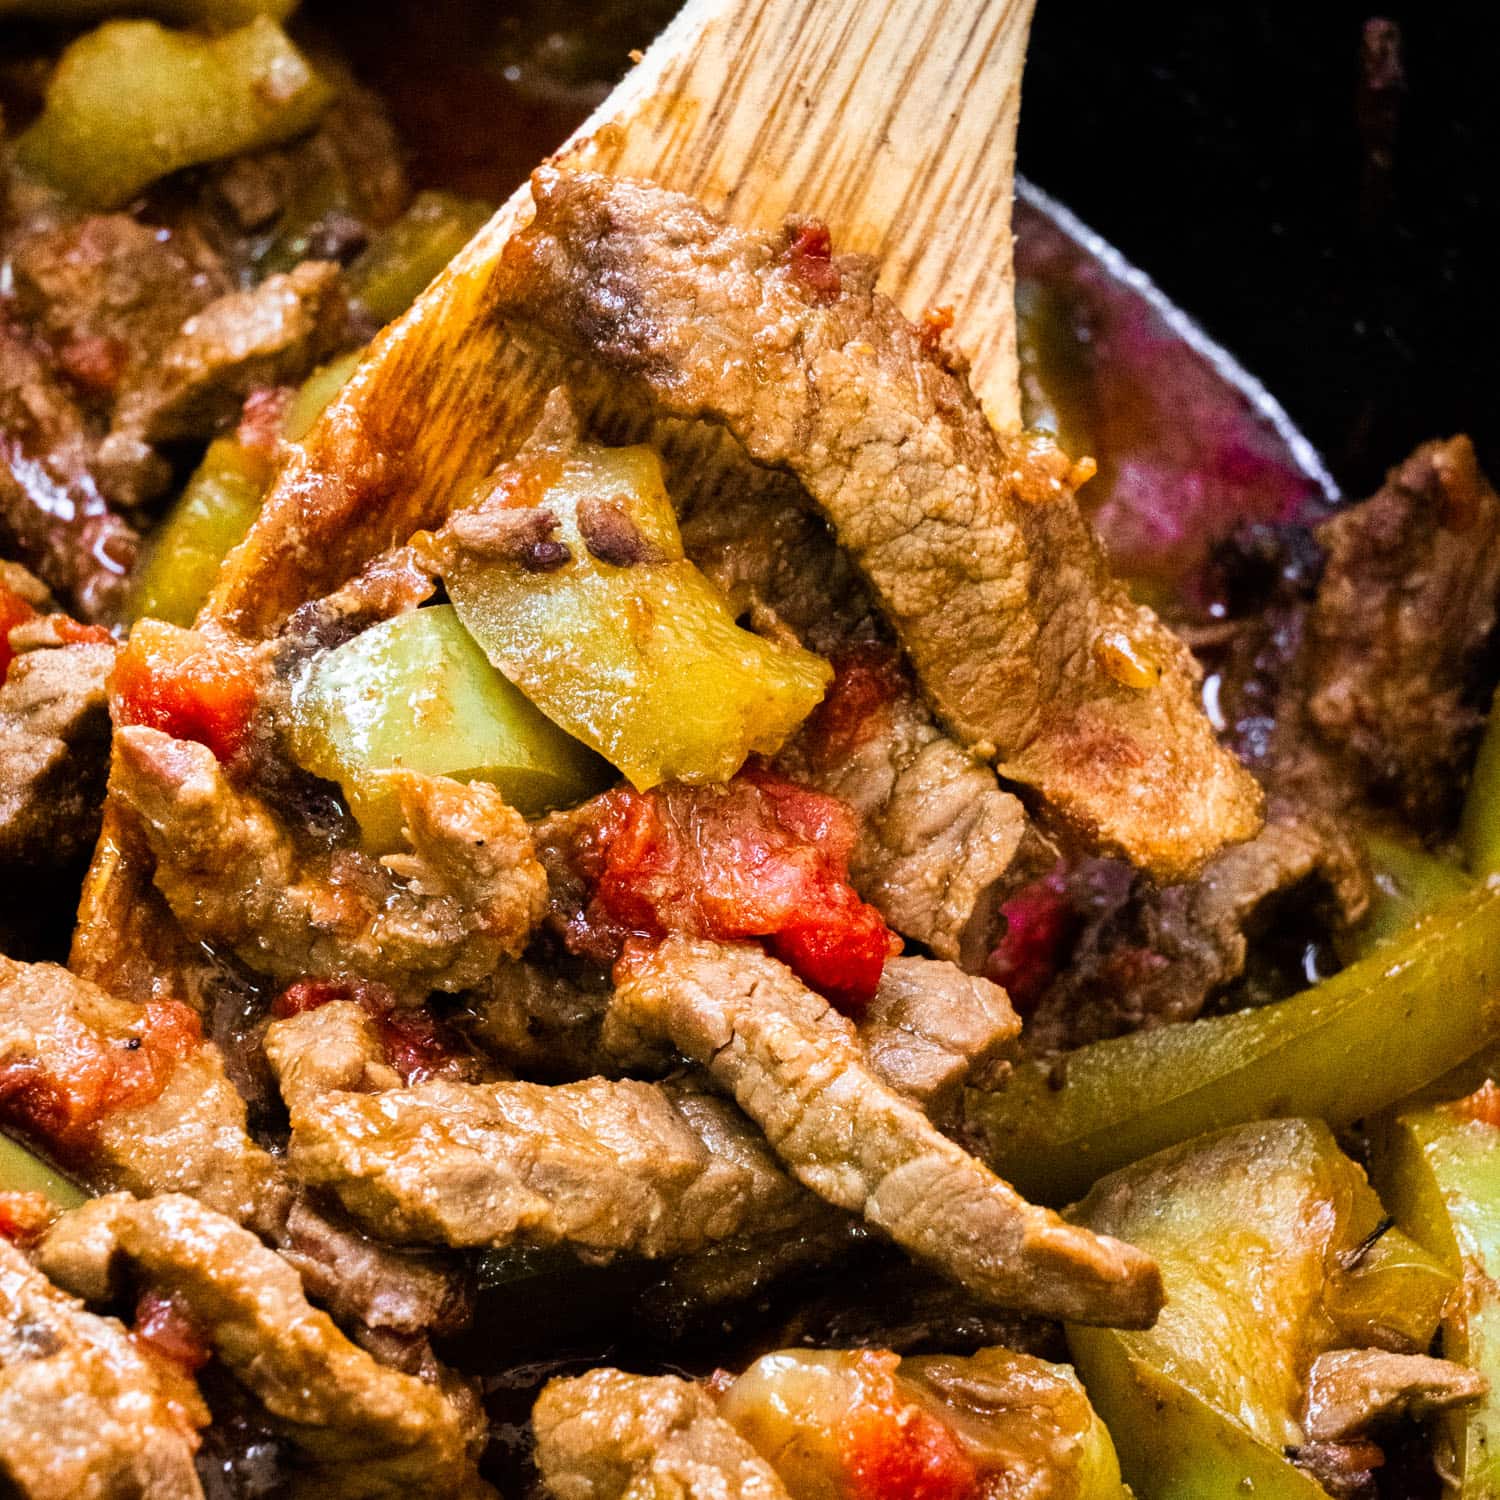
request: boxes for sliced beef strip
[37,1194,489,1499]
[1021,804,1370,1056]
[682,485,1027,965]
[112,260,349,445]
[533,1369,792,1500]
[266,1002,836,1260]
[855,958,1018,1120]
[1302,1349,1486,1443]
[110,727,547,999]
[491,170,1262,881]
[0,1236,205,1500]
[0,322,139,620]
[0,957,467,1342]
[0,639,113,868]
[457,958,617,1081]
[1297,436,1500,828]
[9,213,232,415]
[604,938,1162,1328]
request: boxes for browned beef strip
[605,938,1162,1328]
[490,170,1262,881]
[267,1002,836,1260]
[0,638,113,868]
[38,1194,490,1499]
[458,959,617,1080]
[682,485,1027,963]
[0,323,139,620]
[1302,1349,1486,1443]
[533,1369,792,1500]
[9,213,232,414]
[112,261,349,445]
[111,727,546,999]
[0,957,467,1342]
[1021,804,1370,1055]
[0,1237,205,1500]
[1298,436,1500,827]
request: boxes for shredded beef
[605,938,1162,1328]
[1302,1348,1485,1442]
[533,1369,791,1500]
[491,170,1262,880]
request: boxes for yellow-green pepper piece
[1375,1088,1500,1496]
[0,1130,86,1213]
[0,0,295,24]
[1462,686,1500,879]
[129,437,270,628]
[282,349,363,442]
[965,881,1500,1203]
[16,17,332,209]
[290,604,610,849]
[347,191,494,325]
[444,443,832,789]
[1068,1119,1455,1500]
[1339,830,1474,962]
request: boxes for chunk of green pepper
[16,17,332,209]
[0,0,295,24]
[290,604,610,849]
[965,881,1500,1203]
[347,191,494,326]
[1374,1090,1500,1497]
[1068,1119,1455,1500]
[129,437,270,628]
[281,349,364,442]
[1462,685,1500,879]
[444,442,832,788]
[1338,831,1473,962]
[0,1130,86,1213]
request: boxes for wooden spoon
[204,0,1037,637]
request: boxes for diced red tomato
[0,999,201,1154]
[984,868,1077,1011]
[236,386,294,466]
[134,1287,212,1373]
[571,765,900,1012]
[58,333,127,397]
[0,582,38,684]
[0,1190,55,1246]
[787,219,842,301]
[798,645,907,772]
[1453,1079,1500,1128]
[272,977,458,1084]
[110,619,259,764]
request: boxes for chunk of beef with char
[0,957,468,1344]
[1301,1348,1486,1443]
[110,726,547,1001]
[533,1368,792,1500]
[457,958,616,1081]
[1019,803,1370,1056]
[0,322,140,619]
[37,1193,490,1498]
[9,213,232,417]
[0,1236,205,1500]
[266,1001,839,1261]
[681,483,1028,966]
[490,169,1262,881]
[1298,436,1500,828]
[605,937,1162,1328]
[0,634,113,870]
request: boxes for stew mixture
[0,4,1497,1499]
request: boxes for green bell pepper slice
[347,191,494,326]
[1462,685,1500,880]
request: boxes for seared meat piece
[605,938,1162,1328]
[1298,436,1500,827]
[113,261,349,444]
[459,960,615,1080]
[1022,805,1370,1055]
[0,639,113,868]
[38,1194,488,1498]
[533,1369,791,1500]
[111,727,546,998]
[684,489,1027,963]
[857,958,1018,1119]
[0,1237,204,1500]
[1302,1349,1486,1442]
[492,170,1262,881]
[0,957,466,1341]
[267,1003,833,1259]
[9,213,231,412]
[0,324,139,619]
